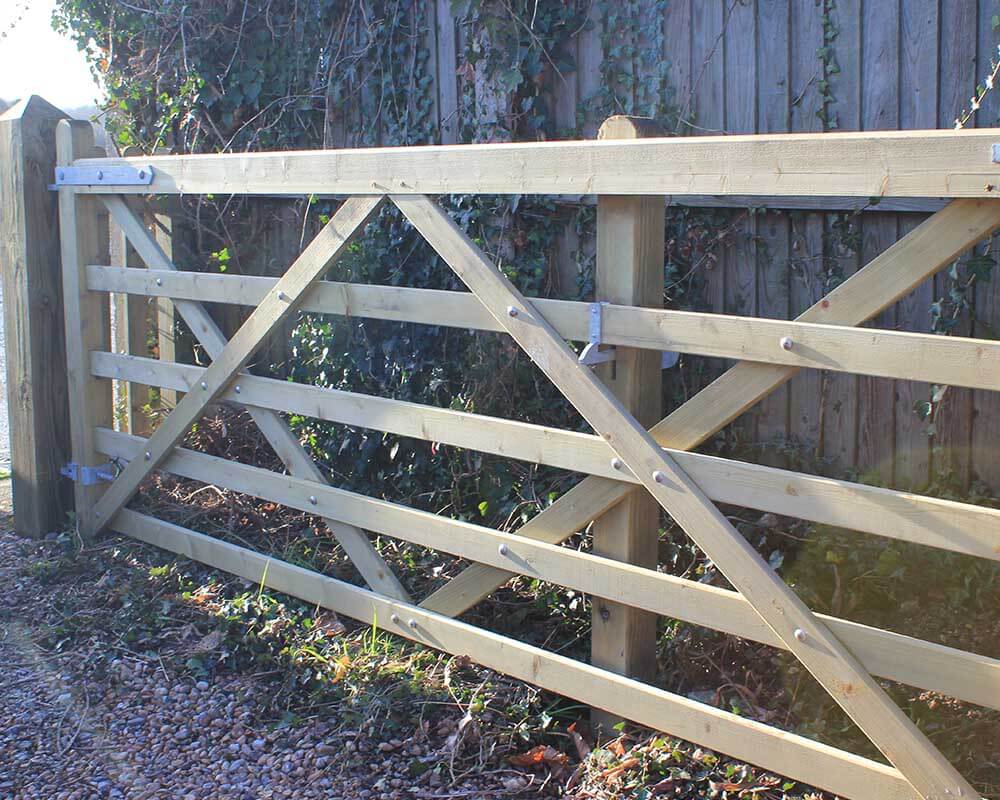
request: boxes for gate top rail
[64,127,1000,198]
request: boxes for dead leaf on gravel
[567,721,591,760]
[191,629,224,653]
[314,611,346,637]
[600,756,639,780]
[508,744,570,773]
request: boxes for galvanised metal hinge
[577,301,679,370]
[60,462,117,486]
[52,164,155,188]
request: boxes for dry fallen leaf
[508,745,570,772]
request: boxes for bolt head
[200,381,208,390]
[651,470,666,484]
[793,628,807,643]
[144,451,151,461]
[407,618,418,629]
[234,385,241,394]
[498,543,509,556]
[57,170,65,181]
[309,495,317,505]
[138,170,146,180]
[610,457,623,471]
[97,170,104,181]
[390,613,400,624]
[155,277,163,287]
[779,336,794,351]
[277,291,287,301]
[506,305,518,318]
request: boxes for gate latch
[577,301,679,370]
[53,164,155,187]
[61,462,117,486]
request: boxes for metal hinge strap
[61,462,117,486]
[53,164,154,187]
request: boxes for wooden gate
[49,116,1000,800]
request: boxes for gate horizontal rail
[88,265,1000,389]
[44,119,1000,800]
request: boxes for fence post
[590,115,665,734]
[0,96,73,536]
[56,119,113,538]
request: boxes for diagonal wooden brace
[422,198,1000,617]
[100,197,410,601]
[393,194,978,800]
[90,196,385,546]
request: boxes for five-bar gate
[44,116,1000,800]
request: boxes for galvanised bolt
[506,305,518,317]
[277,291,287,301]
[155,277,163,286]
[652,470,666,484]
[407,618,418,629]
[793,628,807,642]
[200,381,208,390]
[610,457,623,471]
[390,614,400,624]
[309,495,317,505]
[57,170,65,181]
[97,170,104,181]
[144,451,152,461]
[138,170,146,180]
[780,336,794,351]
[498,544,509,556]
[234,385,241,394]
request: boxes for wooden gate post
[590,116,665,733]
[0,97,72,536]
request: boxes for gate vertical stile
[56,119,113,538]
[590,116,665,734]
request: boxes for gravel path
[0,523,543,800]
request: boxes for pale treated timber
[394,194,977,800]
[90,351,1000,563]
[95,428,1000,713]
[67,128,1000,197]
[110,509,920,800]
[90,196,383,537]
[425,198,1000,618]
[101,197,409,601]
[0,97,72,535]
[87,266,1000,391]
[590,116,663,709]
[56,120,113,537]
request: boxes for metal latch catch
[61,462,117,486]
[577,301,679,369]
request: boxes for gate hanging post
[0,97,73,536]
[589,115,665,734]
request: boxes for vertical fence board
[893,0,939,489]
[819,0,861,471]
[971,0,1000,490]
[436,0,459,144]
[753,0,787,462]
[934,0,978,486]
[856,0,900,483]
[664,0,692,132]
[786,0,825,462]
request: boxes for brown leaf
[508,745,570,771]
[600,756,639,780]
[191,629,224,653]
